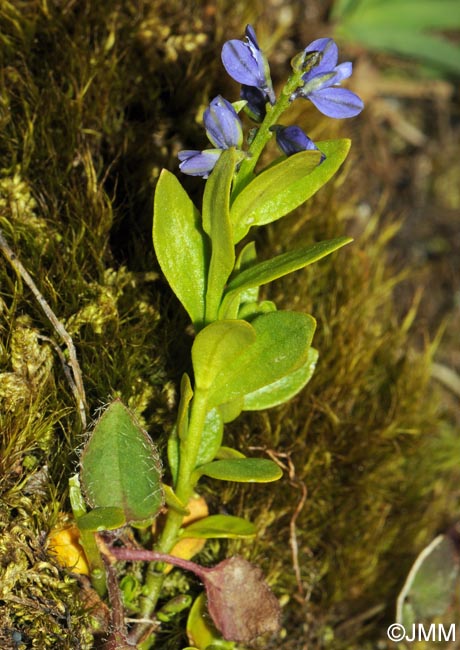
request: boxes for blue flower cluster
[179,26,363,177]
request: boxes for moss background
[0,1,459,649]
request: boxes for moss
[0,1,458,648]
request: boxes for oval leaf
[192,320,256,393]
[196,458,282,483]
[80,400,164,525]
[230,149,322,242]
[181,515,256,539]
[207,311,316,408]
[243,347,318,411]
[153,169,208,327]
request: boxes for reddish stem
[109,546,209,581]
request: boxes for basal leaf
[195,458,282,483]
[243,347,318,411]
[80,400,164,525]
[202,148,238,322]
[192,320,256,393]
[207,311,316,408]
[180,514,256,539]
[220,237,352,317]
[153,169,208,327]
[230,149,323,242]
[77,507,126,532]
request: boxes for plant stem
[109,547,208,581]
[231,65,308,199]
[132,389,210,647]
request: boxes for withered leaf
[203,555,281,643]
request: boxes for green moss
[0,1,458,648]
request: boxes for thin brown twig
[250,446,309,598]
[0,228,87,429]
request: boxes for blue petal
[308,87,364,118]
[204,95,243,149]
[241,85,269,122]
[273,125,318,156]
[245,25,259,51]
[221,39,266,88]
[331,61,352,84]
[178,149,221,177]
[304,38,338,78]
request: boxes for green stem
[232,65,308,199]
[133,389,210,648]
[79,529,107,597]
[69,474,107,597]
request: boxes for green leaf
[230,149,323,242]
[181,515,256,539]
[202,148,238,322]
[235,241,259,305]
[221,237,352,317]
[192,320,256,393]
[207,311,316,408]
[153,169,208,327]
[178,373,193,440]
[195,408,224,467]
[195,458,282,483]
[80,400,164,525]
[243,347,318,410]
[237,300,277,320]
[340,0,460,30]
[337,25,460,74]
[186,593,226,650]
[219,397,244,424]
[168,426,180,486]
[163,484,189,515]
[77,507,126,532]
[396,534,460,627]
[215,447,246,460]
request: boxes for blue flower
[292,38,363,119]
[204,96,243,149]
[240,85,270,122]
[271,125,324,160]
[178,96,243,177]
[178,149,222,178]
[221,25,275,106]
